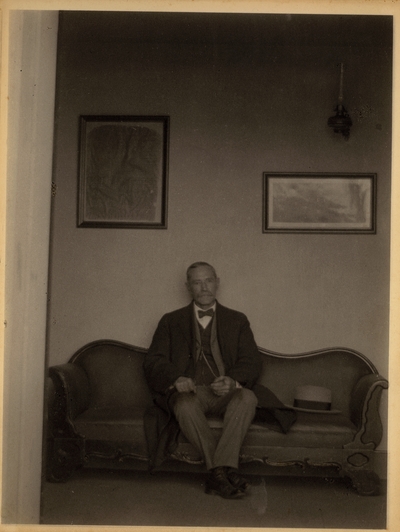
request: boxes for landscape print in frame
[263,172,376,234]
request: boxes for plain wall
[48,12,391,446]
[3,10,58,523]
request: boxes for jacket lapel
[176,302,197,356]
[215,301,230,356]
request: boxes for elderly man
[143,261,263,499]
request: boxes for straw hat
[285,385,340,414]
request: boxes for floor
[40,468,387,529]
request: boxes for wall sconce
[328,63,352,140]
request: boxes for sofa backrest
[70,340,153,410]
[70,340,377,416]
[257,347,377,416]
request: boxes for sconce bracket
[328,104,352,139]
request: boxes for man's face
[186,265,220,309]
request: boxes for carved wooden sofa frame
[46,339,388,495]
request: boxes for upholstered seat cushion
[74,407,149,459]
[245,412,357,448]
[171,413,357,464]
[73,407,357,465]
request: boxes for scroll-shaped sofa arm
[49,363,90,431]
[345,373,388,450]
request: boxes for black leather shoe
[225,468,250,492]
[205,467,245,499]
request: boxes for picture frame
[263,173,377,234]
[78,115,169,228]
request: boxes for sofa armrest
[345,373,388,450]
[49,363,90,428]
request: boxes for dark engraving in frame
[78,115,169,228]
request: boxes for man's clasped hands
[173,375,237,396]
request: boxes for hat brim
[284,404,341,414]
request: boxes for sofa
[46,339,388,495]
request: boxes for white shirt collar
[194,303,216,324]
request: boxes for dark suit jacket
[143,301,296,469]
[143,301,262,396]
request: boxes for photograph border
[1,2,399,531]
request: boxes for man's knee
[172,392,201,417]
[231,388,257,409]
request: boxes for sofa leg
[344,470,381,496]
[46,438,83,483]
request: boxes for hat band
[294,399,331,411]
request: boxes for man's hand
[174,376,197,393]
[210,376,236,396]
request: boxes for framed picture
[263,173,377,234]
[78,115,169,228]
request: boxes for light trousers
[171,385,257,470]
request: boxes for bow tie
[198,309,214,319]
